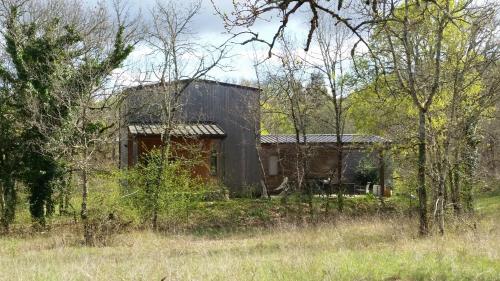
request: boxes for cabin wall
[127,135,222,180]
[260,143,386,192]
[120,81,261,195]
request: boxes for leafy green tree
[352,0,499,234]
[0,88,20,230]
[0,1,133,233]
[0,4,78,226]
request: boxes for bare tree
[243,46,270,198]
[212,0,378,57]
[260,36,326,216]
[306,15,356,212]
[132,0,228,230]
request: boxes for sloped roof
[128,123,225,137]
[260,134,389,144]
[126,79,260,92]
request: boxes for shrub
[122,149,226,229]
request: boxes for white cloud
[100,0,364,85]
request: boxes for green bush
[122,149,226,229]
[87,173,140,224]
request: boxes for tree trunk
[256,145,269,199]
[437,160,445,235]
[379,149,385,198]
[152,143,167,231]
[417,109,429,235]
[81,167,92,246]
[152,128,172,231]
[443,174,448,204]
[451,160,461,214]
[0,176,16,232]
[463,117,479,213]
[0,182,4,228]
[337,142,344,212]
[301,136,313,218]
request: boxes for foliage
[0,1,133,229]
[122,149,226,229]
[0,84,22,228]
[0,4,81,225]
[348,82,416,137]
[348,0,498,235]
[78,173,140,245]
[2,194,500,280]
[260,100,294,135]
[353,157,379,186]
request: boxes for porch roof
[128,123,226,138]
[260,134,389,144]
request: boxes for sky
[106,0,313,85]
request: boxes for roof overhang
[260,134,390,145]
[128,123,226,138]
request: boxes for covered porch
[126,123,226,180]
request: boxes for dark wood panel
[120,81,261,194]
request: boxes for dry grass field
[1,194,499,281]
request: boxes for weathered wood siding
[260,143,384,192]
[129,135,221,180]
[119,80,261,195]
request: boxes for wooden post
[379,149,385,197]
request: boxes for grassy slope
[476,190,500,217]
[1,195,499,281]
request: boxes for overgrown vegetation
[1,193,498,280]
[0,3,498,281]
[255,0,499,237]
[0,0,134,245]
[122,149,227,231]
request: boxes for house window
[210,144,218,176]
[268,155,279,176]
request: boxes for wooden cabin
[259,134,391,195]
[118,79,391,197]
[119,80,261,195]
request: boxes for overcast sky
[106,0,312,85]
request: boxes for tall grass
[1,213,499,281]
[2,185,499,281]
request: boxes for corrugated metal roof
[125,79,260,92]
[128,123,226,137]
[260,134,389,144]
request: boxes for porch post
[379,149,385,197]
